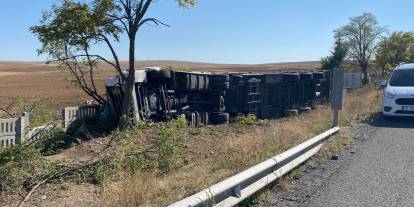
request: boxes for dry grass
[97,86,381,207]
[276,177,296,192]
[0,61,382,206]
[2,85,380,207]
[98,110,333,206]
[0,85,379,207]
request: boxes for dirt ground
[0,60,320,112]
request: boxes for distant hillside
[130,60,322,72]
[0,60,322,73]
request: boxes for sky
[0,0,413,64]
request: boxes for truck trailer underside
[105,68,331,126]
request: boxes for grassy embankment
[0,86,381,207]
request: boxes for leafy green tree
[321,37,348,70]
[335,12,386,84]
[375,31,414,77]
[31,0,196,127]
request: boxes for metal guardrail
[169,127,340,207]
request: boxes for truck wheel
[210,112,230,124]
[312,72,325,80]
[175,72,191,91]
[299,73,313,81]
[210,81,230,90]
[148,70,172,82]
[210,74,230,82]
[282,73,300,82]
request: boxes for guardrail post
[233,185,242,198]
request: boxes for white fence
[0,106,98,148]
[0,112,29,148]
[62,106,99,129]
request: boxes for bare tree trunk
[120,35,136,129]
[362,67,369,85]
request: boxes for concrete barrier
[62,106,98,129]
[0,112,29,148]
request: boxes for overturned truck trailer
[105,68,331,125]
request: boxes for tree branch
[0,107,14,117]
[83,44,98,93]
[99,34,127,80]
[138,18,170,28]
[134,0,153,29]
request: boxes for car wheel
[383,114,393,120]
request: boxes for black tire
[312,72,325,80]
[189,74,198,91]
[188,74,210,91]
[210,112,230,125]
[175,72,191,91]
[210,74,230,82]
[159,70,172,78]
[299,73,313,81]
[383,114,393,121]
[210,81,230,90]
[282,73,300,82]
[147,70,172,82]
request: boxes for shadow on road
[368,113,414,128]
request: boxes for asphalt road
[260,116,414,207]
[304,117,414,207]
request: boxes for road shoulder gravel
[255,123,378,207]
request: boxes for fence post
[62,108,69,129]
[18,112,29,143]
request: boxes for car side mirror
[378,80,388,89]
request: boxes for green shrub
[36,128,76,156]
[234,114,259,133]
[0,97,59,127]
[165,65,191,72]
[155,119,186,172]
[235,114,257,125]
[0,145,57,194]
[175,116,188,128]
[123,147,156,173]
[233,114,269,133]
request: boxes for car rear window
[389,69,414,86]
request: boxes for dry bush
[276,177,296,192]
[100,172,158,207]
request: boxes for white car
[382,63,414,117]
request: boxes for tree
[321,37,348,70]
[32,0,196,128]
[375,31,414,77]
[335,12,386,84]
